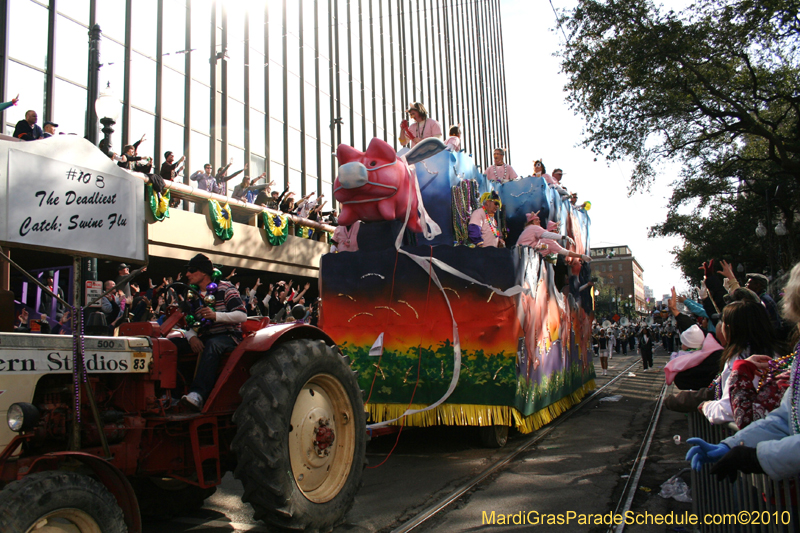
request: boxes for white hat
[680,325,705,349]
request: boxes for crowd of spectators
[14,262,320,339]
[2,97,339,232]
[626,259,800,485]
[582,260,800,486]
[3,97,62,141]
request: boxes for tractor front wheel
[0,470,127,533]
[232,339,366,532]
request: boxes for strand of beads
[184,285,201,328]
[484,207,501,239]
[451,186,464,244]
[201,283,219,328]
[72,306,80,422]
[791,357,800,434]
[757,352,795,391]
[465,180,479,241]
[80,306,87,386]
[451,180,476,245]
[184,269,224,330]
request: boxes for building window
[600,265,606,272]
[619,276,624,284]
[2,0,510,212]
[618,264,623,271]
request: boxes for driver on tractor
[173,253,246,411]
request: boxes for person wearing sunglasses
[400,101,442,147]
[468,192,505,248]
[172,253,246,411]
[532,159,556,186]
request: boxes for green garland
[208,199,234,241]
[263,211,289,246]
[146,184,170,221]
[296,226,314,239]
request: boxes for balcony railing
[127,168,335,237]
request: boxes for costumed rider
[486,148,518,183]
[173,254,246,411]
[517,211,591,262]
[331,220,361,253]
[444,124,461,152]
[468,192,504,248]
[400,101,442,147]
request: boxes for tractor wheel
[131,477,216,520]
[232,339,366,533]
[479,424,509,448]
[0,470,126,533]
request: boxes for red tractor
[0,310,366,532]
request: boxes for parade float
[319,138,595,442]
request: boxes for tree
[560,0,800,281]
[649,136,800,286]
[561,0,800,190]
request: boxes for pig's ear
[365,137,397,164]
[337,144,363,165]
[405,138,446,165]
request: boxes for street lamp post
[85,24,102,143]
[95,82,121,157]
[756,216,789,279]
[775,221,788,275]
[756,184,787,280]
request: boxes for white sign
[0,350,151,374]
[85,280,103,308]
[0,141,146,262]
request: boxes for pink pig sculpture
[334,137,445,233]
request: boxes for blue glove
[685,437,730,471]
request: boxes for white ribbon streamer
[367,156,526,429]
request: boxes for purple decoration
[206,282,218,293]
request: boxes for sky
[500,0,689,299]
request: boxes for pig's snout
[338,162,369,189]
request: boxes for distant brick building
[589,244,646,314]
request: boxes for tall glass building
[1,0,510,200]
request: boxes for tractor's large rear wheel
[0,471,126,533]
[232,339,366,532]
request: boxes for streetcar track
[388,358,650,533]
[611,380,669,533]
